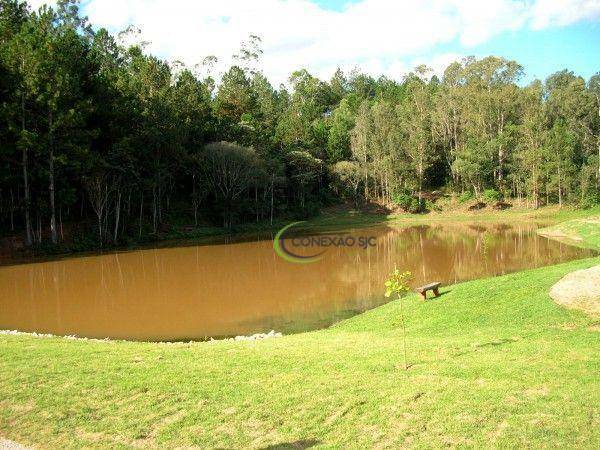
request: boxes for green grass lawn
[1,217,599,448]
[538,216,600,251]
[308,204,600,230]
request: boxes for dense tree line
[1,0,598,249]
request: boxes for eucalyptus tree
[370,100,400,203]
[398,66,434,207]
[459,57,523,194]
[587,73,600,194]
[545,121,577,206]
[327,98,354,163]
[515,81,547,207]
[432,61,466,188]
[546,70,597,201]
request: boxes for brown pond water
[0,222,595,341]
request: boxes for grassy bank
[538,216,600,251]
[1,218,599,448]
[308,204,600,231]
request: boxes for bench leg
[433,288,440,297]
[420,291,427,300]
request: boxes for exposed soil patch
[549,265,600,316]
[0,438,29,449]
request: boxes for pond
[0,222,595,341]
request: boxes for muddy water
[0,222,594,341]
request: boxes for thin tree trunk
[139,191,144,239]
[399,294,408,370]
[21,89,32,247]
[37,213,41,244]
[152,186,157,234]
[9,188,14,232]
[364,153,368,200]
[157,176,162,225]
[192,174,198,226]
[270,175,274,225]
[59,206,64,241]
[98,212,103,247]
[558,163,562,207]
[114,190,121,243]
[48,110,57,245]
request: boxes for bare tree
[201,142,261,229]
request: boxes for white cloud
[411,52,466,78]
[529,0,600,29]
[25,0,600,84]
[26,0,55,10]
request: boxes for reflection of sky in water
[0,222,594,341]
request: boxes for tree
[284,150,323,210]
[433,61,466,187]
[546,121,576,206]
[1,0,33,244]
[514,81,547,207]
[332,161,362,206]
[371,100,401,203]
[201,142,262,229]
[350,100,372,199]
[384,267,412,370]
[1,5,598,253]
[327,98,354,163]
[399,67,434,208]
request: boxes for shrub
[408,198,423,214]
[425,199,441,212]
[392,192,413,211]
[483,189,501,203]
[458,191,473,203]
[580,192,600,209]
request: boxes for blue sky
[311,0,599,82]
[442,20,600,82]
[311,0,361,10]
[33,0,600,84]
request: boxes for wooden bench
[416,282,441,300]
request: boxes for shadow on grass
[260,439,321,450]
[452,336,520,357]
[421,289,452,301]
[474,337,519,348]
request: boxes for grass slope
[538,216,600,251]
[309,205,600,230]
[1,215,599,448]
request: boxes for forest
[0,0,599,250]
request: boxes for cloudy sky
[29,0,600,85]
